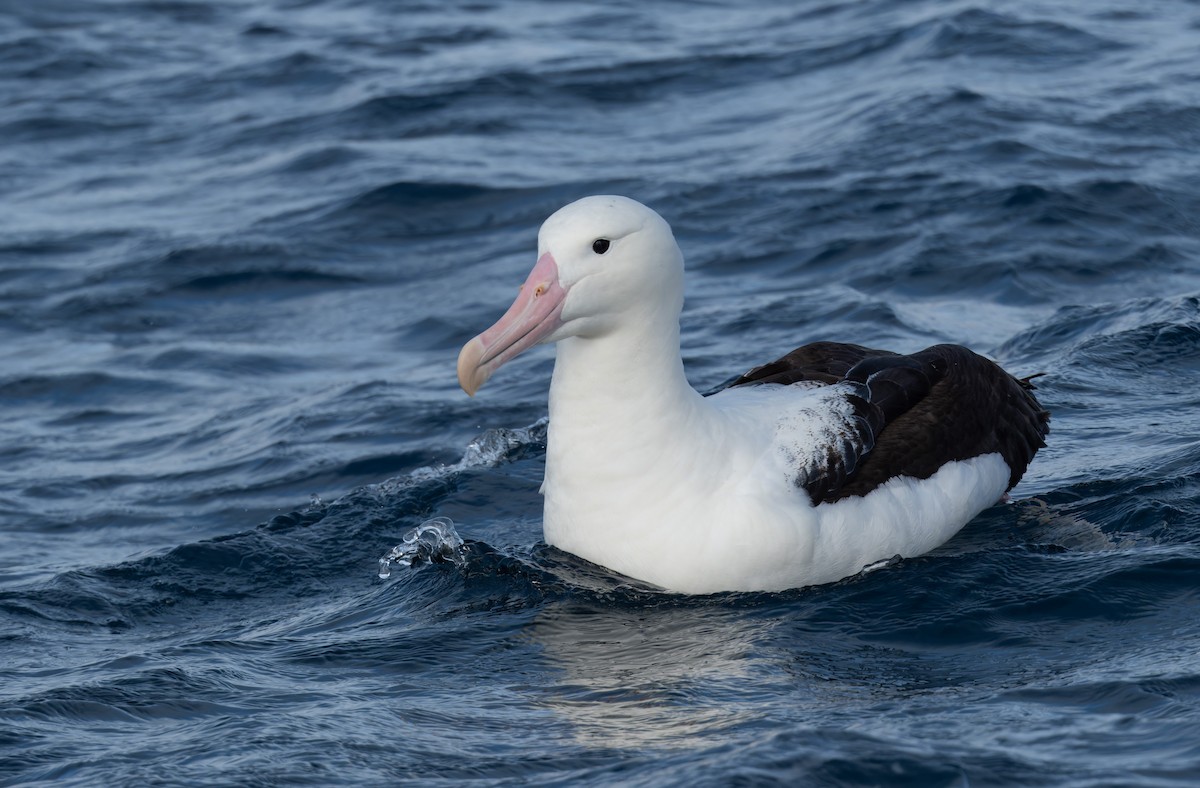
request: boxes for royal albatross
[457,195,1049,594]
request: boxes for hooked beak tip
[457,336,487,397]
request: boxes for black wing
[728,341,898,387]
[730,342,1050,505]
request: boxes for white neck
[546,307,703,469]
[540,303,714,577]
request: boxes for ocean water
[3,0,1200,784]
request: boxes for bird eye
[592,238,610,255]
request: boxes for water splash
[378,517,466,579]
[458,418,548,469]
[370,418,549,499]
[857,554,903,576]
[353,420,546,578]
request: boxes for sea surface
[3,0,1200,784]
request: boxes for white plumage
[457,195,1044,594]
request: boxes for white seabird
[457,195,1049,594]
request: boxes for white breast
[542,381,1011,594]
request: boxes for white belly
[543,452,1010,594]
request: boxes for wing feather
[730,342,1050,505]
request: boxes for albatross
[457,195,1049,594]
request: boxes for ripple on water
[2,0,1200,784]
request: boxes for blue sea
[3,0,1200,784]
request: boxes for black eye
[592,238,610,255]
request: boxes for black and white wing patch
[731,342,1050,505]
